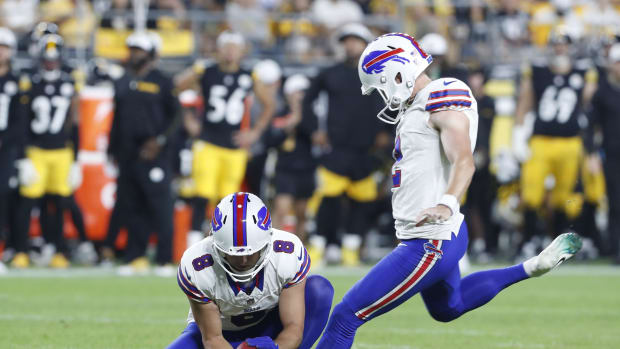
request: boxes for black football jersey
[199,65,253,148]
[531,64,589,137]
[0,70,26,148]
[25,70,76,149]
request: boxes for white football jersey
[177,229,310,331]
[391,77,478,240]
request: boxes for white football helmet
[210,192,273,282]
[358,33,433,124]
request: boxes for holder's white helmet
[210,192,273,282]
[358,33,433,124]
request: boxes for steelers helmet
[548,25,572,46]
[38,34,64,62]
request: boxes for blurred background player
[302,23,388,266]
[12,33,80,269]
[175,31,276,248]
[0,27,25,271]
[268,73,314,243]
[512,26,598,259]
[462,67,500,260]
[168,192,334,349]
[586,42,620,264]
[244,58,282,198]
[108,31,178,275]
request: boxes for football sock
[315,301,363,349]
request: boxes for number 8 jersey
[197,63,253,149]
[529,61,596,137]
[23,69,76,149]
[177,228,310,331]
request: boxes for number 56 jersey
[177,228,311,331]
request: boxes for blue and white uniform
[177,229,310,331]
[317,78,529,348]
[169,228,334,349]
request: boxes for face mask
[128,54,150,71]
[552,55,571,71]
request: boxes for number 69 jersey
[177,228,310,331]
[391,78,478,241]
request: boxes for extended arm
[415,110,474,224]
[189,299,234,349]
[275,278,306,349]
[431,110,475,201]
[233,79,277,149]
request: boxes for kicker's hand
[415,205,453,227]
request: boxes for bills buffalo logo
[257,206,271,231]
[424,242,443,259]
[211,207,224,232]
[362,48,410,74]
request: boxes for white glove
[494,149,520,184]
[16,158,38,186]
[512,124,531,163]
[68,163,83,190]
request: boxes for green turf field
[1,264,619,349]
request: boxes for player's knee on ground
[305,275,335,312]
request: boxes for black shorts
[274,171,315,199]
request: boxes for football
[236,342,257,349]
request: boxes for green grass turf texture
[1,265,619,349]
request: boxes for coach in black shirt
[586,43,620,264]
[108,32,178,273]
[302,23,387,265]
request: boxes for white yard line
[1,264,620,278]
[0,313,185,325]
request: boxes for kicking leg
[316,237,449,349]
[422,263,528,322]
[422,231,582,322]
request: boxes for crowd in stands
[1,0,620,275]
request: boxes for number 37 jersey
[177,229,310,331]
[198,64,253,149]
[24,70,76,149]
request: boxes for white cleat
[524,232,583,277]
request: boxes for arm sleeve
[584,90,602,154]
[160,77,180,139]
[299,72,324,137]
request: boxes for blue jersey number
[192,254,214,271]
[273,240,294,254]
